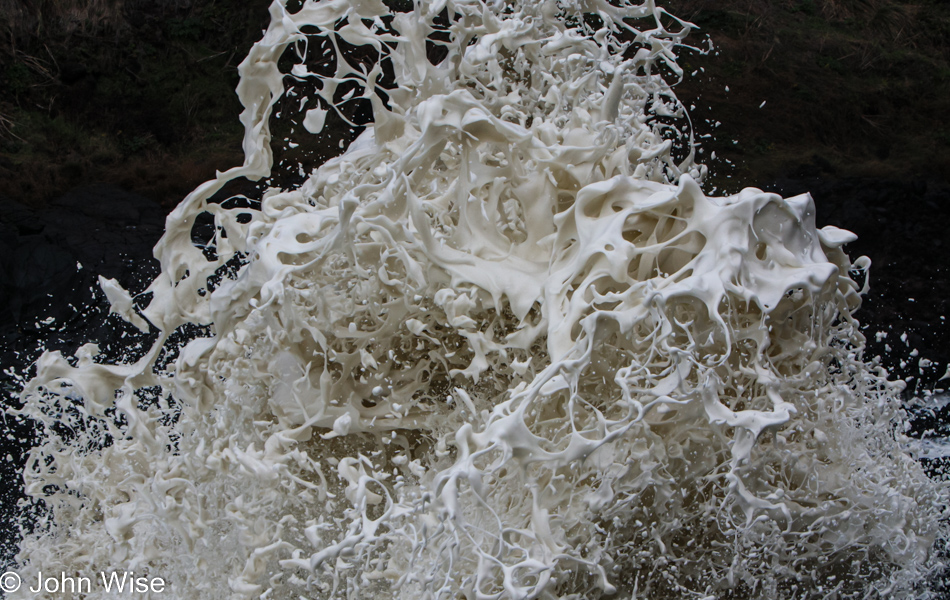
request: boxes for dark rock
[0,183,165,368]
[59,61,88,85]
[763,175,950,385]
[0,198,44,235]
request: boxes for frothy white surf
[12,0,948,598]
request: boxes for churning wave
[10,0,949,598]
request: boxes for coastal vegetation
[0,0,947,202]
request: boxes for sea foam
[11,0,948,598]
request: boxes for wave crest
[12,0,947,598]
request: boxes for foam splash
[11,0,948,598]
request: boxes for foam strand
[11,0,947,599]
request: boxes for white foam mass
[11,0,949,598]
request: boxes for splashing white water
[11,0,949,598]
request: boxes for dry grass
[663,0,948,189]
[1,0,199,40]
[671,0,918,38]
[1,0,121,39]
[0,111,21,141]
[0,0,946,207]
